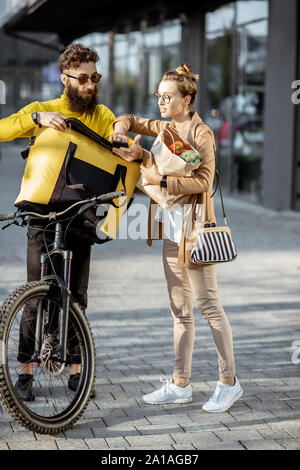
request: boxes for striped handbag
[190,168,237,265]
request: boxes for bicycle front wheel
[0,280,95,434]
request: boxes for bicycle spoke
[5,292,84,417]
[0,281,95,433]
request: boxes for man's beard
[65,84,98,114]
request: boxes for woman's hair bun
[162,63,199,106]
[175,64,199,81]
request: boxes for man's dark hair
[58,43,99,72]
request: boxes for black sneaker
[15,374,35,402]
[68,373,97,399]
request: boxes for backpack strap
[65,117,113,151]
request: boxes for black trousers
[17,223,92,364]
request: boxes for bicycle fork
[34,222,73,364]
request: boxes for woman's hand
[111,122,129,144]
[113,122,128,136]
[110,132,129,144]
[140,162,163,186]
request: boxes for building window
[77,19,181,149]
[205,0,268,202]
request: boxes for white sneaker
[143,377,193,405]
[202,377,243,413]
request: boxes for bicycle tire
[0,280,96,434]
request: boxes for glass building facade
[72,19,182,151]
[1,0,298,210]
[205,1,268,201]
[73,2,268,203]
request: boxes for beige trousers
[162,238,236,379]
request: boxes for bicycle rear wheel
[0,280,95,434]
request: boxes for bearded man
[0,43,141,401]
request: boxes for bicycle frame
[0,189,125,366]
[34,221,73,364]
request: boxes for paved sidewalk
[0,143,300,450]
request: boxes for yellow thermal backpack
[15,118,141,244]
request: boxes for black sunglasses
[64,72,102,85]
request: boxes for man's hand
[37,112,68,131]
[112,134,142,162]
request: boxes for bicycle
[0,189,125,434]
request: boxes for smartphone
[112,141,129,148]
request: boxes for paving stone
[135,424,184,435]
[80,408,102,420]
[146,413,194,426]
[277,438,300,450]
[0,416,13,424]
[64,423,94,439]
[214,429,264,441]
[103,397,140,408]
[98,384,129,394]
[244,399,292,412]
[283,399,300,410]
[84,438,109,449]
[93,398,125,409]
[105,436,131,448]
[91,420,141,438]
[187,411,236,424]
[266,420,300,437]
[130,445,175,450]
[228,410,275,422]
[172,444,197,450]
[93,407,127,418]
[101,416,149,428]
[240,439,286,450]
[257,428,291,440]
[281,377,300,386]
[35,432,64,441]
[193,441,245,450]
[0,427,35,442]
[55,438,89,450]
[182,422,229,433]
[170,431,222,446]
[0,424,16,439]
[122,405,167,418]
[8,440,58,450]
[268,410,300,420]
[94,376,111,385]
[124,434,175,447]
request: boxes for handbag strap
[199,131,227,227]
[211,160,228,226]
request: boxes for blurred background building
[0,0,299,212]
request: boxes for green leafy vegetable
[179,150,202,163]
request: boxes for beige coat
[113,111,217,269]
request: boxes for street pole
[229,2,237,193]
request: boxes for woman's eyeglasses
[153,93,172,104]
[64,72,102,85]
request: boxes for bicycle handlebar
[0,189,126,222]
[0,213,15,221]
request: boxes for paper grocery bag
[137,125,202,208]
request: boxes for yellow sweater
[0,89,118,142]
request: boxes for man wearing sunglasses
[0,43,142,401]
[0,42,142,148]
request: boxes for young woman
[112,64,243,412]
